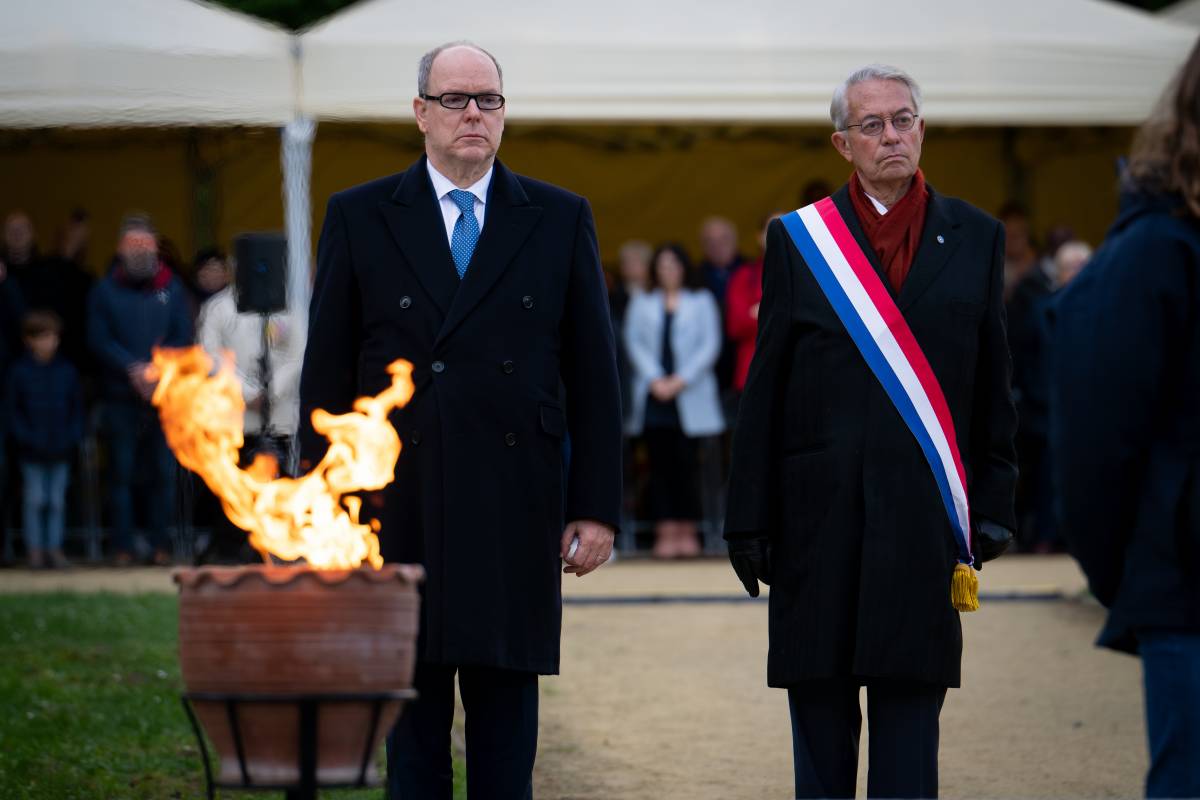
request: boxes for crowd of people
[0,209,303,568]
[0,197,1097,568]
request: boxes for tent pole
[283,37,314,332]
[282,114,315,331]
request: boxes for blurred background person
[195,251,304,563]
[1017,237,1094,554]
[726,211,786,407]
[610,239,653,428]
[0,258,27,566]
[999,202,1041,301]
[1052,39,1200,800]
[1053,239,1092,289]
[698,215,745,306]
[6,210,94,380]
[54,207,92,271]
[2,211,39,277]
[87,213,192,566]
[698,216,746,404]
[1002,203,1055,551]
[3,310,84,569]
[185,247,232,322]
[624,243,724,557]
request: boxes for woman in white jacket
[624,244,725,557]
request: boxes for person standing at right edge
[723,64,1018,799]
[1051,38,1200,800]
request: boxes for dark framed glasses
[844,112,918,136]
[420,92,506,111]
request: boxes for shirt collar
[426,159,493,206]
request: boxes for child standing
[3,310,84,568]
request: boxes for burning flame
[149,346,413,570]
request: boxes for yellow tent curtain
[0,123,1131,278]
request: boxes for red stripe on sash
[814,198,970,506]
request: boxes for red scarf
[848,169,929,294]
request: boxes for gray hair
[118,212,155,238]
[417,41,504,96]
[830,64,923,131]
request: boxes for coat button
[502,360,514,374]
[504,432,517,447]
[431,360,445,373]
[399,296,412,309]
[522,295,534,309]
[410,431,421,445]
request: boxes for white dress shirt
[865,192,890,215]
[426,160,492,246]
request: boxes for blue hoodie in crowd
[87,259,193,402]
[4,354,85,462]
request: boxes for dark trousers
[1141,631,1200,799]
[104,400,177,555]
[643,426,701,521]
[787,678,946,799]
[387,662,538,800]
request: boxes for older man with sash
[724,64,1018,799]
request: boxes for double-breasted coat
[725,183,1018,688]
[299,157,622,675]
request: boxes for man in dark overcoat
[298,41,622,800]
[723,64,1018,799]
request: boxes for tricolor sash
[780,197,974,570]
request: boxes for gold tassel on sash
[951,563,979,612]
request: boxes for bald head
[417,41,503,96]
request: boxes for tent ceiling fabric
[300,0,1197,125]
[0,0,294,127]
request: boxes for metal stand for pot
[182,690,417,800]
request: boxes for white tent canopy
[300,0,1196,125]
[0,0,295,127]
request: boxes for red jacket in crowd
[725,258,763,392]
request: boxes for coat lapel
[897,186,963,311]
[378,157,460,316]
[436,160,542,345]
[829,182,962,310]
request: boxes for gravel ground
[534,555,1146,800]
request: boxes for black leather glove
[727,536,772,597]
[974,518,1014,570]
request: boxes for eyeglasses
[420,92,505,111]
[844,112,918,136]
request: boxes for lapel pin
[936,235,945,244]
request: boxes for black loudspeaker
[234,233,287,314]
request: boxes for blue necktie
[448,189,479,278]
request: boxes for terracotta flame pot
[174,564,424,787]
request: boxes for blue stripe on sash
[781,212,968,559]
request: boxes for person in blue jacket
[1050,38,1200,800]
[4,309,84,569]
[87,214,192,566]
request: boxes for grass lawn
[0,592,465,799]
